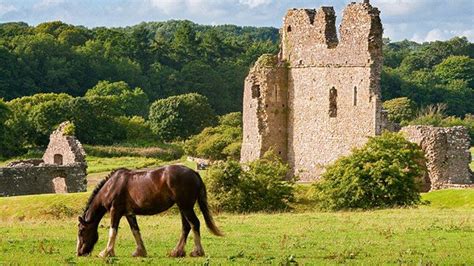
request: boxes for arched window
[353,86,358,106]
[287,25,292,32]
[54,154,63,165]
[329,87,337,117]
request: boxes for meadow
[0,152,473,264]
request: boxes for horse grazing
[76,165,223,258]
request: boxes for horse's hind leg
[182,209,205,257]
[170,211,190,257]
[126,215,147,257]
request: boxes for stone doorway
[52,177,68,193]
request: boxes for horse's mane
[82,168,129,217]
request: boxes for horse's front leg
[99,208,122,258]
[126,215,147,257]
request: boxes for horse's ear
[78,216,86,224]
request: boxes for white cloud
[411,28,473,43]
[239,0,271,9]
[34,0,66,10]
[149,0,185,14]
[372,0,429,16]
[0,3,17,16]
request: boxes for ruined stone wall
[0,121,88,197]
[241,2,383,180]
[0,163,87,197]
[43,122,86,165]
[241,55,288,162]
[401,125,473,190]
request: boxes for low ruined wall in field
[401,125,474,190]
[0,163,87,197]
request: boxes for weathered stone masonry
[241,1,384,181]
[0,122,87,196]
[401,126,473,190]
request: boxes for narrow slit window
[287,25,292,32]
[251,84,260,98]
[329,87,337,117]
[353,86,358,106]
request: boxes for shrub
[382,97,415,124]
[205,151,294,213]
[313,132,425,210]
[185,112,242,160]
[84,144,183,161]
[409,104,474,141]
[149,93,217,142]
[62,121,75,136]
[114,116,156,142]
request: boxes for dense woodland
[0,20,473,158]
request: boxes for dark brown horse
[76,165,222,258]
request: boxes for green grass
[422,189,474,208]
[0,149,472,264]
[0,190,473,264]
[86,156,166,174]
[0,204,473,264]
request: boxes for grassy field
[0,189,473,264]
[0,150,473,264]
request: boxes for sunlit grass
[0,201,472,264]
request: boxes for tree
[382,97,415,124]
[68,97,126,145]
[148,93,217,141]
[0,99,11,158]
[185,112,242,160]
[6,93,74,147]
[85,80,149,117]
[434,55,474,87]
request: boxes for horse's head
[76,216,99,256]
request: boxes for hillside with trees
[0,20,472,159]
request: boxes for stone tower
[241,1,384,180]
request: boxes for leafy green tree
[0,47,22,99]
[434,55,474,87]
[185,112,242,160]
[313,132,425,210]
[6,93,73,147]
[68,97,126,145]
[0,99,12,157]
[148,93,217,141]
[170,21,199,64]
[85,80,149,117]
[383,97,415,124]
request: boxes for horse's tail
[196,172,223,237]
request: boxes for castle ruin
[401,126,473,190]
[241,1,383,181]
[0,122,87,196]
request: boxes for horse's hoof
[99,249,115,258]
[132,249,147,257]
[169,249,186,257]
[190,249,205,257]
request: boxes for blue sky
[0,0,472,42]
